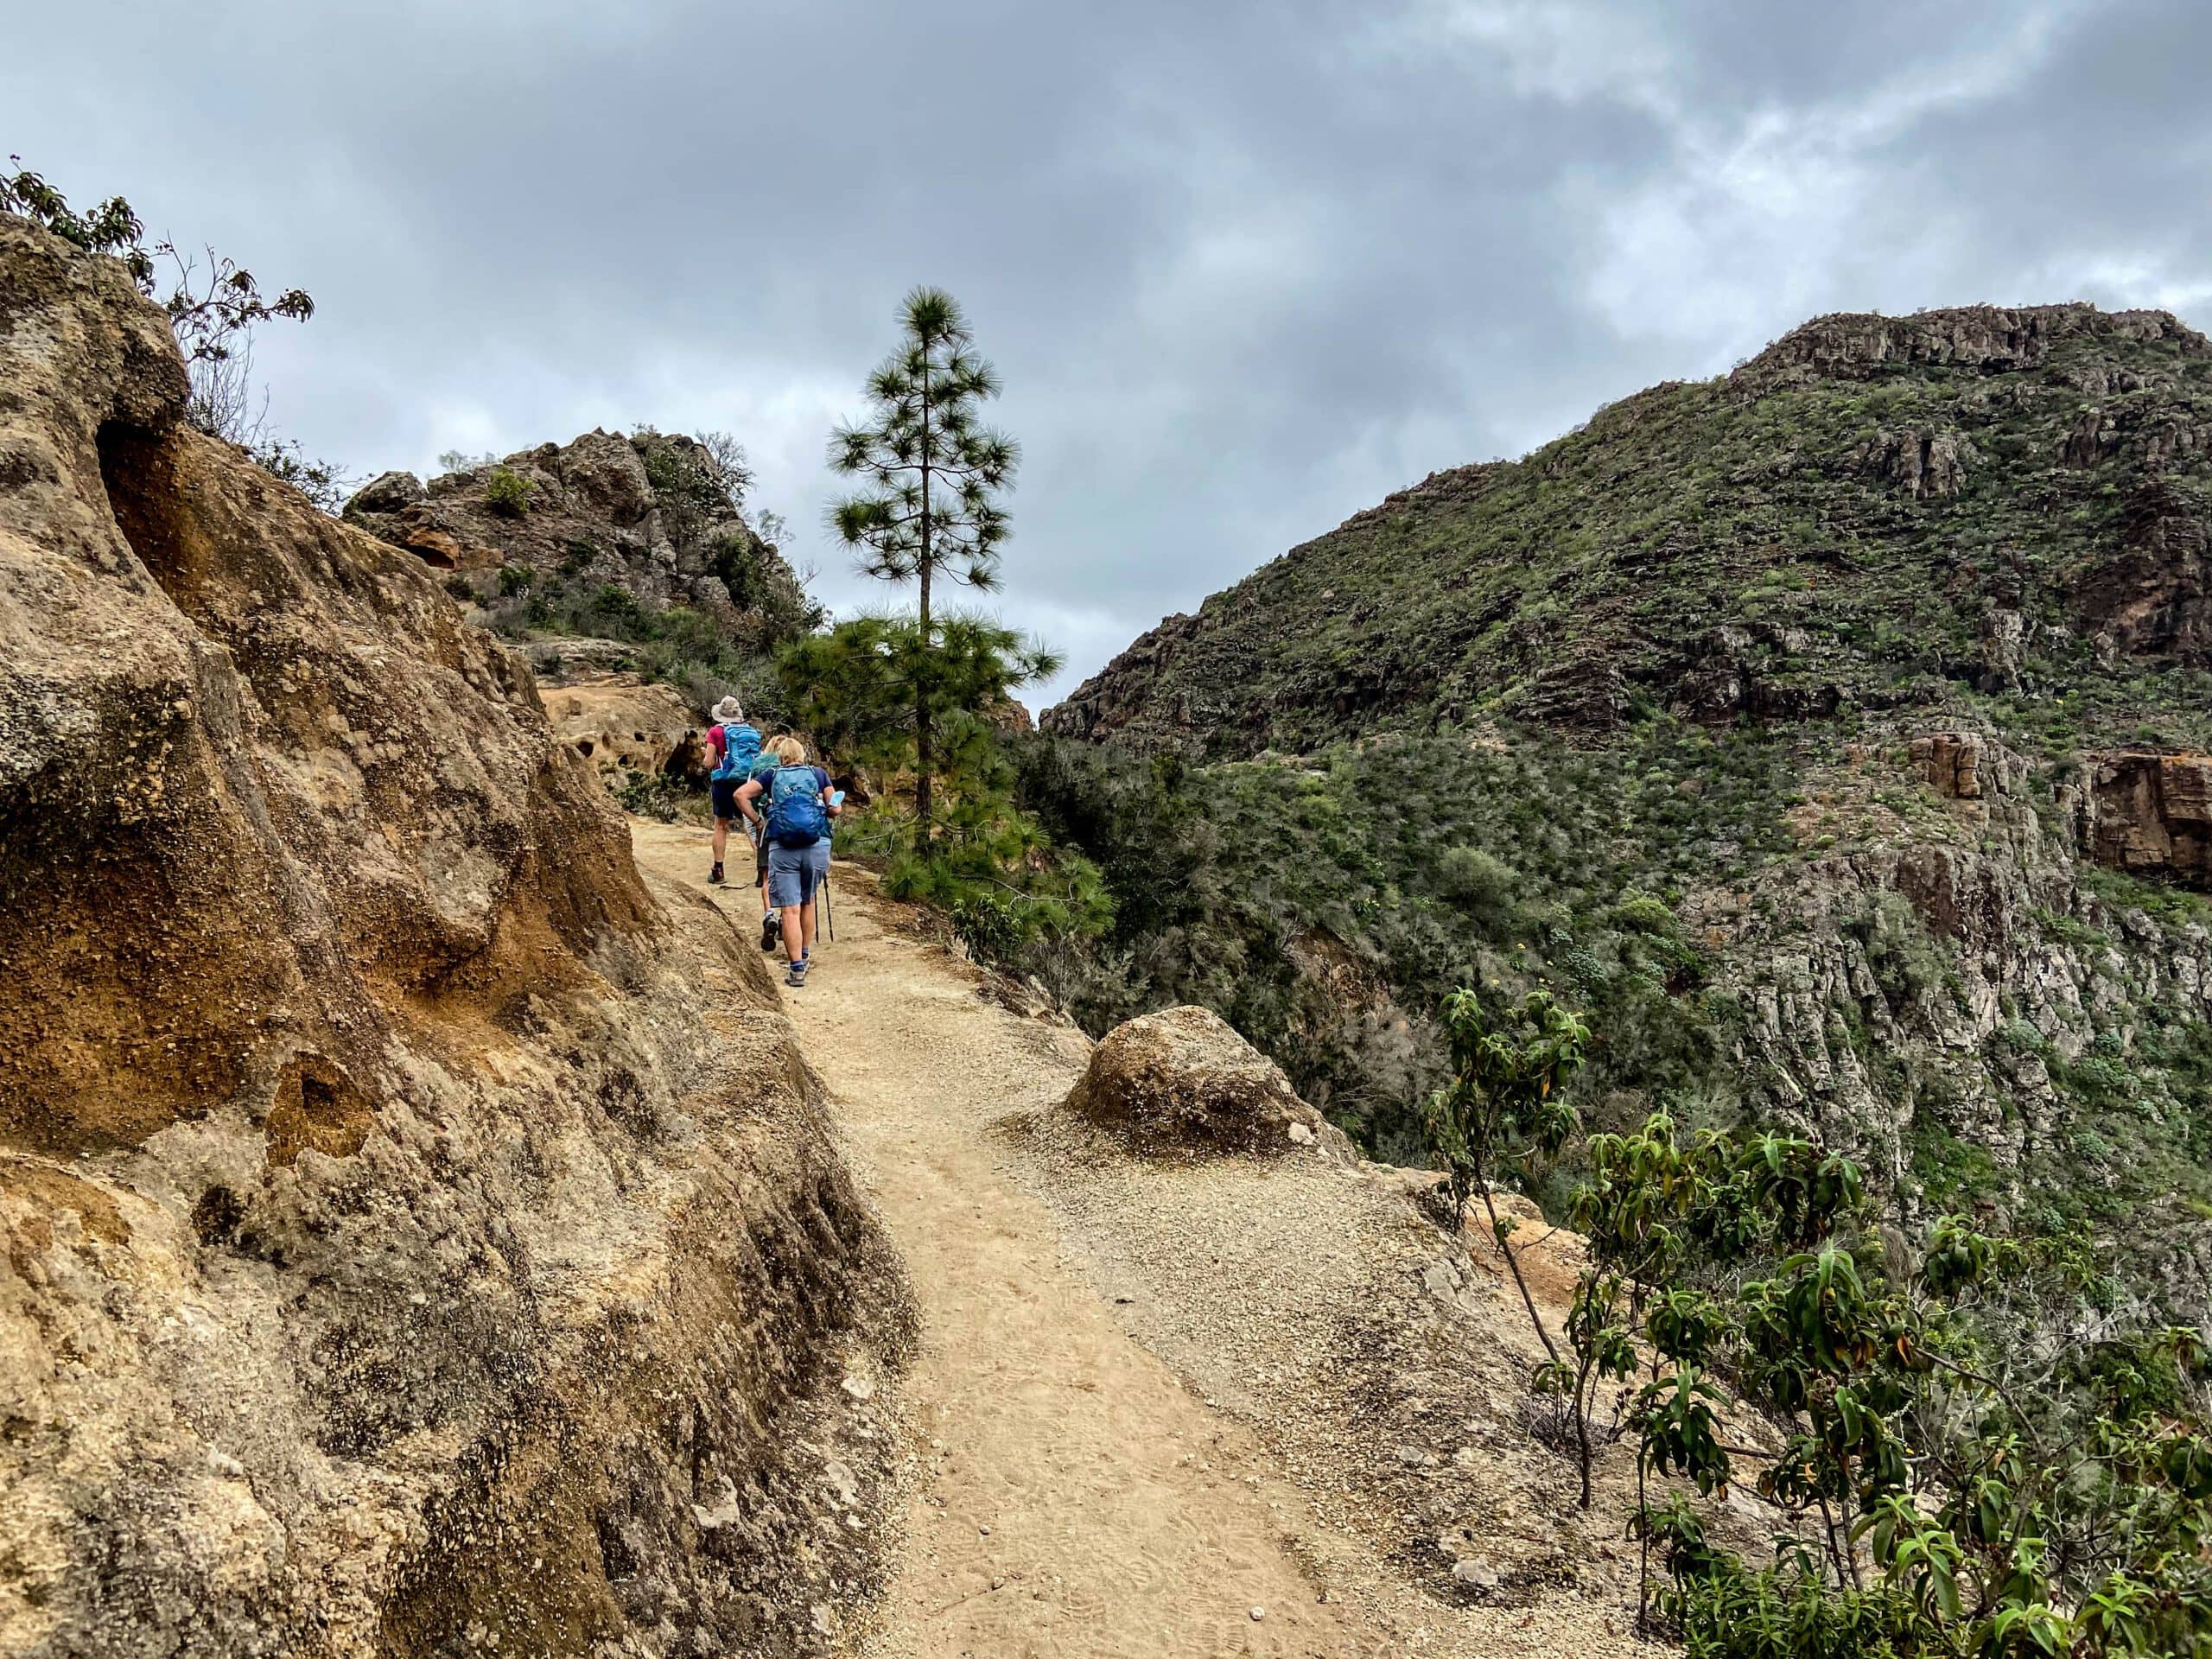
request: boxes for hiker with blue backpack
[736,734,841,988]
[704,696,763,887]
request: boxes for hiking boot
[709,862,724,886]
[785,959,808,988]
[760,912,780,952]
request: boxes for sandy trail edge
[631,825,1373,1656]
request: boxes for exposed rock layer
[0,213,905,1656]
[2086,750,2212,884]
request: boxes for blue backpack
[710,721,761,782]
[765,766,829,848]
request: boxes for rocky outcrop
[0,213,906,1656]
[542,674,710,791]
[2069,479,2212,659]
[343,429,804,645]
[1856,429,1975,499]
[1911,732,1985,799]
[1066,1006,1352,1157]
[1043,609,1207,747]
[1702,734,2212,1315]
[1732,302,2209,393]
[2083,750,2212,885]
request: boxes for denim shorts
[766,840,830,908]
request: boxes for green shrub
[1436,845,1522,936]
[1608,891,1679,936]
[484,465,534,517]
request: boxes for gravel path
[632,827,1372,1656]
[630,824,1670,1657]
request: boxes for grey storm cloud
[9,0,2210,705]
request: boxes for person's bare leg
[712,817,728,864]
[780,903,804,964]
[800,896,819,954]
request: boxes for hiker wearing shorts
[748,744,780,952]
[703,696,762,886]
[738,735,839,988]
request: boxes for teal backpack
[710,721,761,782]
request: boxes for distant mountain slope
[1046,303,2212,754]
[1020,304,2212,1326]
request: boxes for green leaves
[778,613,1105,957]
[1639,1366,1733,1496]
[1422,987,1590,1230]
[483,465,534,517]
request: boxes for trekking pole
[823,866,834,942]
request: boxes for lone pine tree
[829,286,1018,843]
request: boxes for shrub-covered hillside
[1031,303,2212,1322]
[1046,304,2212,755]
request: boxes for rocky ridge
[346,427,806,651]
[1046,302,2212,753]
[0,212,906,1656]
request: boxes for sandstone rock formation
[0,213,906,1656]
[1066,1006,1351,1156]
[2083,750,2212,886]
[542,674,711,791]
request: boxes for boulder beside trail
[1067,1005,1351,1157]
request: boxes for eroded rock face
[542,674,710,790]
[2070,479,2212,659]
[1067,1005,1351,1156]
[1856,428,1975,499]
[0,213,906,1656]
[1912,733,1984,800]
[2084,751,2212,886]
[1732,303,2209,392]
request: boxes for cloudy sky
[10,0,2210,706]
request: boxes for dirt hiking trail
[631,825,1658,1659]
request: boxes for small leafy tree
[829,287,1018,844]
[1529,1103,2212,1656]
[483,465,534,517]
[3,156,341,506]
[1420,988,1589,1367]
